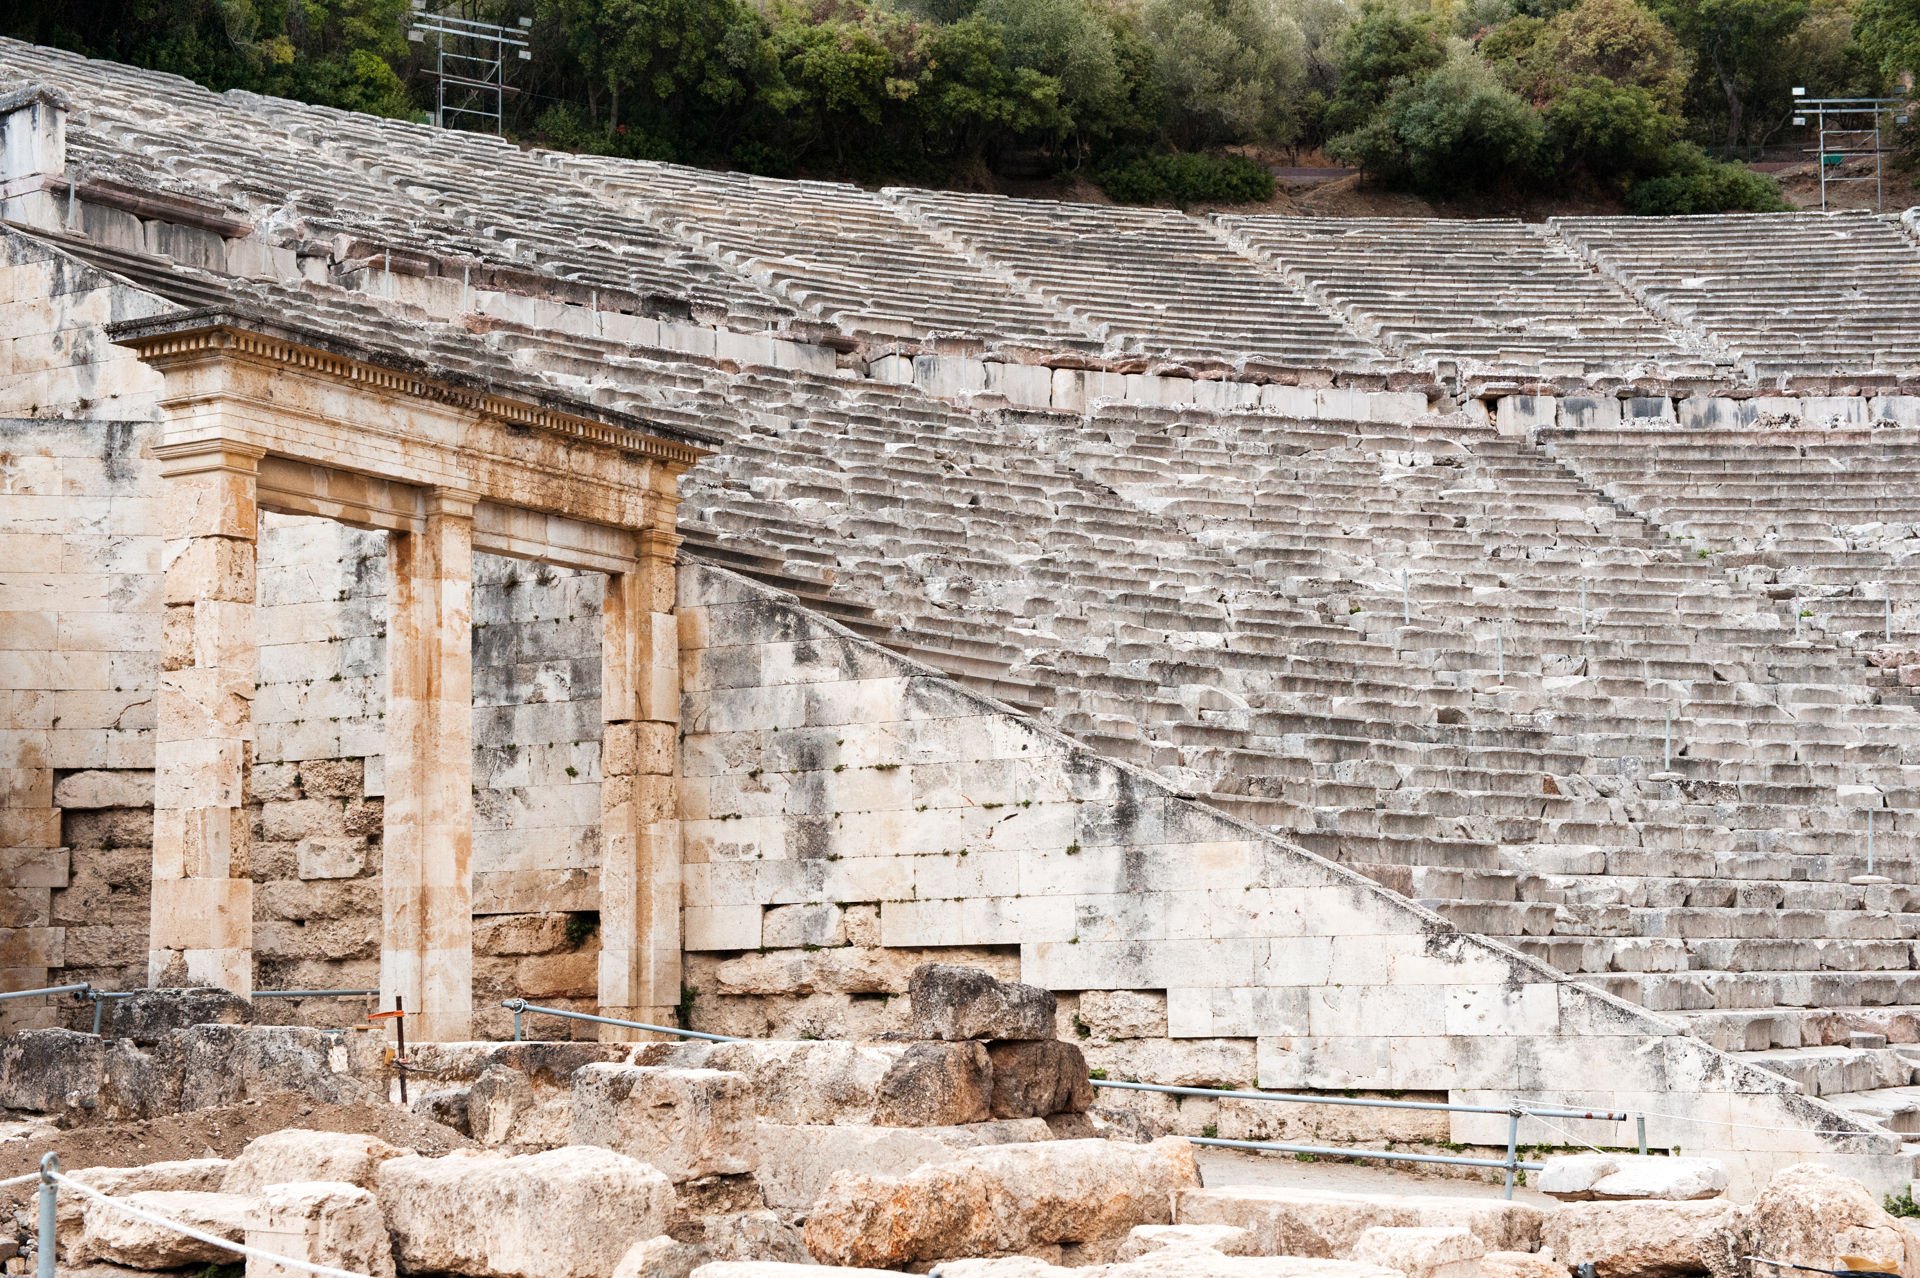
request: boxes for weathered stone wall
[0,242,609,1023]
[470,553,605,1038]
[676,562,1917,1194]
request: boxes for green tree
[532,0,768,158]
[1856,0,1920,77]
[1326,3,1448,133]
[1535,0,1691,110]
[1331,45,1546,191]
[1140,0,1312,147]
[1652,0,1812,146]
[1545,75,1681,175]
[974,0,1126,142]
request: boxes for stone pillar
[149,440,263,994]
[0,85,68,229]
[598,516,684,1033]
[382,489,476,1042]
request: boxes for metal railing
[1088,1079,1642,1199]
[499,997,1642,1198]
[0,983,379,1034]
[501,998,739,1043]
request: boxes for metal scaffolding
[409,5,532,135]
[1790,90,1911,211]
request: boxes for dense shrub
[1095,149,1276,204]
[1330,50,1545,194]
[1626,156,1790,211]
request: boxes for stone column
[598,516,683,1034]
[149,440,263,994]
[382,489,476,1042]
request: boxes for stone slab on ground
[1728,1162,1920,1277]
[244,1181,396,1278]
[375,1146,675,1278]
[221,1129,409,1194]
[1538,1154,1728,1202]
[1349,1225,1485,1278]
[702,1038,992,1127]
[755,1117,1055,1209]
[56,1160,233,1257]
[76,1189,256,1269]
[803,1135,1201,1268]
[1537,1199,1735,1278]
[910,964,1056,1041]
[1176,1184,1545,1257]
[986,1040,1094,1118]
[571,1064,755,1181]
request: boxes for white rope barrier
[0,1171,42,1191]
[51,1172,373,1278]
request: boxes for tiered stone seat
[883,189,1381,370]
[1036,403,1920,1072]
[1539,426,1920,661]
[1214,214,1707,374]
[1552,212,1920,376]
[0,39,798,329]
[556,154,1100,351]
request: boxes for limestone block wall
[0,417,160,1020]
[677,562,1917,1194]
[470,553,605,1038]
[0,248,611,1023]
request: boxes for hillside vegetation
[3,0,1916,210]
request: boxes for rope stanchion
[51,1171,374,1278]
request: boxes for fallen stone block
[613,1212,808,1278]
[1479,1253,1567,1278]
[100,988,251,1043]
[244,1181,395,1278]
[615,1236,706,1278]
[986,1040,1094,1118]
[1349,1225,1485,1278]
[176,1025,375,1110]
[1721,1162,1920,1278]
[1118,1223,1257,1259]
[932,1256,1408,1276]
[911,964,1056,1041]
[1539,1154,1727,1202]
[874,1041,992,1126]
[703,1038,991,1126]
[76,1189,255,1269]
[687,1258,902,1266]
[58,1160,232,1258]
[803,1136,1200,1268]
[0,1029,105,1116]
[222,1130,409,1194]
[571,1063,756,1181]
[1539,1199,1734,1278]
[756,1117,1054,1209]
[377,1146,676,1278]
[1176,1185,1544,1257]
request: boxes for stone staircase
[1554,212,1920,378]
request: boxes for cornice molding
[109,313,713,469]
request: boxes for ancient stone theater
[7,36,1920,1219]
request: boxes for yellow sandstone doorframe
[111,308,710,1042]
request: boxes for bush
[1330,50,1545,194]
[1626,157,1789,212]
[1095,149,1275,204]
[1545,76,1679,178]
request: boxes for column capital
[152,438,266,478]
[425,486,480,521]
[638,526,682,559]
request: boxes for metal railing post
[1637,1115,1647,1155]
[91,991,105,1036]
[1503,1109,1520,1199]
[36,1152,58,1278]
